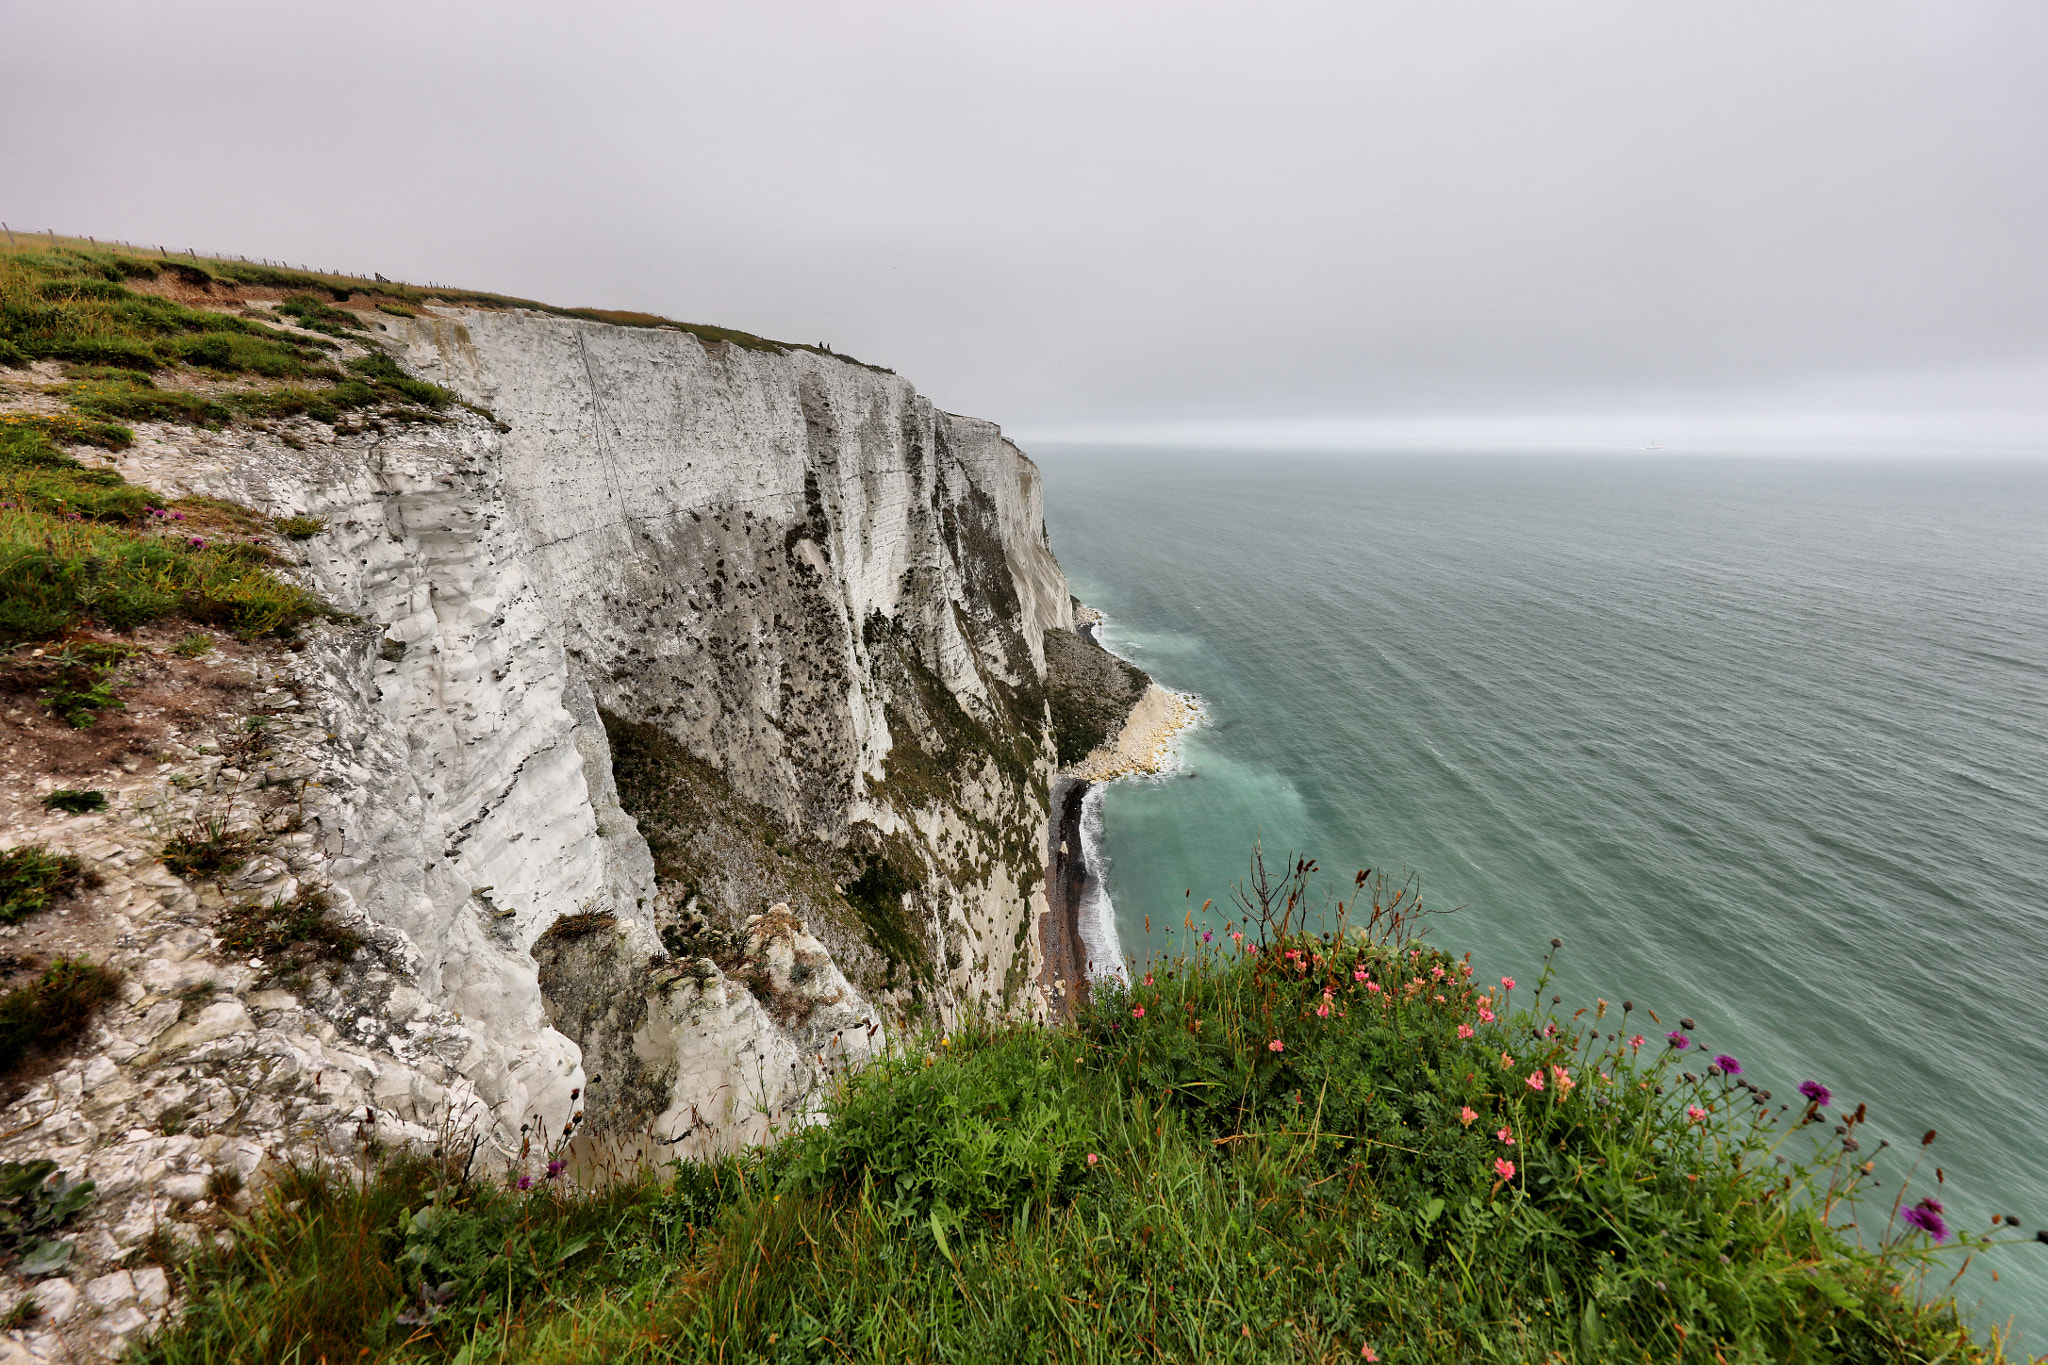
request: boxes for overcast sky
[7,2,2045,450]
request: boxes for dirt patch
[0,626,263,788]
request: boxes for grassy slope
[137,864,2025,1364]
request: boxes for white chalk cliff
[126,308,1078,1158]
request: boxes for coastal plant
[134,855,2035,1364]
[40,788,107,814]
[0,1160,96,1277]
[0,959,121,1077]
[215,885,364,984]
[0,843,84,922]
[160,816,258,881]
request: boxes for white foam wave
[1075,782,1129,984]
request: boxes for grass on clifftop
[0,418,323,643]
[132,858,2032,1365]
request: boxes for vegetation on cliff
[131,859,2025,1364]
[1044,623,1151,766]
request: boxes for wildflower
[1366,981,1381,993]
[1500,1052,1514,1068]
[1902,1201,1949,1242]
[1459,1106,1478,1126]
[1542,1023,1556,1038]
[1144,973,1155,986]
[1087,1152,1100,1167]
[1798,1080,1832,1107]
[1496,1126,1514,1145]
[1713,1054,1741,1076]
[1551,1065,1576,1094]
[1131,1007,1144,1018]
[546,1159,566,1179]
[516,1174,533,1190]
[1231,931,1243,942]
[1478,1008,1495,1024]
[1501,977,1516,990]
[188,536,208,548]
[1629,1034,1645,1049]
[1435,993,1447,1003]
[1362,1348,1379,1363]
[1666,1031,1690,1050]
[1202,930,1212,942]
[1526,1071,1545,1092]
[1457,1023,1475,1038]
[1430,964,1444,980]
[1268,1038,1284,1052]
[1686,1105,1707,1122]
[1316,1001,1332,1018]
[1494,1158,1516,1181]
[1353,967,1369,981]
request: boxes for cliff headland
[0,237,2022,1364]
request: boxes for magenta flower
[1268,1038,1284,1052]
[545,1159,566,1180]
[1666,1032,1690,1050]
[1901,1201,1949,1242]
[1202,930,1212,942]
[516,1174,533,1190]
[1712,1054,1741,1076]
[1798,1080,1832,1107]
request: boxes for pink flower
[1500,977,1516,990]
[1131,1006,1144,1018]
[1629,1034,1645,1049]
[1687,1105,1707,1123]
[1362,1348,1379,1362]
[1352,967,1368,982]
[1143,973,1154,986]
[1457,1023,1475,1038]
[1430,964,1445,980]
[1366,981,1381,993]
[1500,1052,1514,1068]
[1268,1038,1284,1052]
[1459,1106,1478,1126]
[1478,1009,1495,1024]
[1231,931,1243,942]
[1526,1071,1545,1092]
[1087,1152,1100,1166]
[1551,1065,1574,1091]
[1316,1001,1332,1018]
[1496,1127,1514,1145]
[1494,1158,1516,1181]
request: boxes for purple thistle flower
[516,1174,533,1191]
[1202,930,1213,943]
[545,1159,566,1180]
[1797,1080,1832,1107]
[1666,1032,1690,1050]
[1901,1202,1949,1242]
[1712,1054,1741,1076]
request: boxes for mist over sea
[1034,447,2048,1336]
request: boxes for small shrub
[171,631,214,657]
[0,845,83,923]
[41,789,106,815]
[274,515,326,540]
[375,302,416,318]
[216,887,363,978]
[0,1159,96,1278]
[0,959,121,1076]
[160,817,257,880]
[36,642,132,727]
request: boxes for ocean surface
[1033,447,2048,1337]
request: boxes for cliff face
[128,309,1074,1157]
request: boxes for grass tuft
[0,844,83,923]
[0,958,120,1077]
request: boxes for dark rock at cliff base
[1044,624,1150,767]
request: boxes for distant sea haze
[1037,447,2048,1339]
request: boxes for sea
[1032,446,2048,1339]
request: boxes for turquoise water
[1035,447,2048,1337]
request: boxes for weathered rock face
[109,308,1074,1157]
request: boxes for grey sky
[7,1,2045,447]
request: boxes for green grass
[136,861,2025,1364]
[0,844,83,923]
[0,958,120,1077]
[0,419,324,642]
